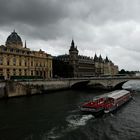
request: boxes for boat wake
[46,127,63,139]
[66,114,94,128]
[46,114,94,139]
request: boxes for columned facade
[0,30,52,80]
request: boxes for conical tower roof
[105,56,109,63]
[94,54,98,62]
[99,54,103,62]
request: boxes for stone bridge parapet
[0,76,140,98]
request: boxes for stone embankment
[0,80,70,99]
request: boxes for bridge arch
[113,80,128,90]
[71,81,90,89]
[91,83,106,89]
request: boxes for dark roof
[69,39,78,52]
[105,56,109,63]
[71,39,75,48]
[99,55,103,62]
[94,54,98,62]
[6,30,23,47]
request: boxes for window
[3,48,7,51]
[19,59,21,66]
[0,68,3,76]
[24,69,27,76]
[0,57,3,65]
[31,61,33,66]
[16,49,19,53]
[31,70,33,76]
[13,69,16,76]
[19,69,22,76]
[36,71,38,76]
[10,48,13,52]
[7,60,10,65]
[13,57,16,66]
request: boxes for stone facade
[53,40,118,77]
[0,30,52,79]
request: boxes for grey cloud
[0,0,140,40]
[0,0,140,70]
[0,0,68,26]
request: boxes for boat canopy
[106,90,130,100]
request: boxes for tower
[69,39,79,77]
[99,54,104,75]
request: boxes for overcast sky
[0,0,140,71]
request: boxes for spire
[69,39,78,55]
[99,54,103,62]
[71,39,75,48]
[94,53,97,58]
[105,56,109,63]
[24,40,27,48]
[94,53,98,62]
[13,29,15,33]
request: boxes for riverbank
[0,80,71,99]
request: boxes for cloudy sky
[0,0,140,71]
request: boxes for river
[0,80,140,140]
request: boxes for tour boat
[80,90,132,115]
[80,96,106,115]
[104,90,132,113]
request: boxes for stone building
[0,30,52,80]
[94,54,118,76]
[53,40,118,77]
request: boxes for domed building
[6,30,23,48]
[0,30,52,79]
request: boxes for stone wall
[5,81,27,97]
[0,80,71,99]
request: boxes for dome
[6,30,23,47]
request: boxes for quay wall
[0,80,70,99]
[20,80,70,91]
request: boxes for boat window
[105,98,114,103]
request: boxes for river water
[0,80,140,140]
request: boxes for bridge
[0,76,140,98]
[63,76,140,89]
[68,76,140,89]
